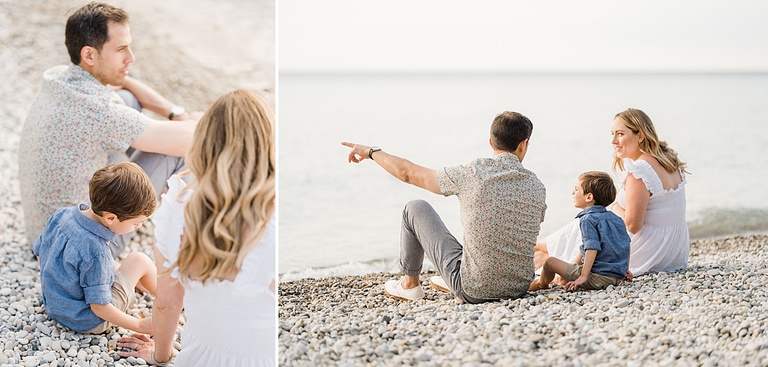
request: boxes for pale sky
[279,0,768,73]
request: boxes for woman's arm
[622,173,650,234]
[151,247,185,363]
[611,201,626,218]
[116,235,185,364]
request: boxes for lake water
[278,73,768,280]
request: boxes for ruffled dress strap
[625,159,665,196]
[153,174,192,279]
[237,215,276,289]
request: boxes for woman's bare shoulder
[637,154,661,170]
[637,154,681,190]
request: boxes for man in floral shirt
[20,2,199,256]
[343,111,546,303]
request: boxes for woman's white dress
[153,175,276,367]
[545,160,689,276]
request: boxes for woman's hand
[117,334,154,363]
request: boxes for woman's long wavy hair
[175,90,275,283]
[612,108,689,175]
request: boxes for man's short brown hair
[490,111,533,152]
[579,171,616,207]
[89,162,156,221]
[65,2,129,65]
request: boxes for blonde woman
[118,90,276,366]
[536,108,689,278]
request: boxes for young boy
[530,171,630,292]
[34,162,158,334]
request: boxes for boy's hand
[135,317,154,335]
[564,276,588,291]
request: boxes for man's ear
[80,46,97,66]
[517,139,528,154]
[102,211,118,225]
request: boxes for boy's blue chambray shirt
[576,205,631,278]
[33,204,116,332]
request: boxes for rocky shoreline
[279,235,768,366]
[1,1,272,366]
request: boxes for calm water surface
[279,73,768,279]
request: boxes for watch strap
[368,146,381,160]
[168,106,185,120]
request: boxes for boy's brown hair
[89,162,156,220]
[579,171,617,207]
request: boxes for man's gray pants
[399,199,489,304]
[106,89,186,257]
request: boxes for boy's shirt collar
[575,205,607,218]
[74,204,117,242]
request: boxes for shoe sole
[384,288,416,301]
[429,277,451,293]
[385,286,426,301]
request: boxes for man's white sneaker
[429,275,451,293]
[384,279,425,301]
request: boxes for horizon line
[280,69,768,77]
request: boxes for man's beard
[92,62,126,86]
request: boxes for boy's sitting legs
[85,270,136,334]
[529,256,572,291]
[118,252,157,295]
[530,256,621,291]
[86,252,156,334]
[562,264,621,291]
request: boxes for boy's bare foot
[528,278,545,291]
[553,275,567,287]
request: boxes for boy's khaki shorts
[564,264,622,290]
[85,271,135,334]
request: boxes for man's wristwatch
[168,105,186,120]
[368,146,381,160]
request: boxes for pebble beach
[1,1,272,366]
[279,234,768,366]
[4,1,768,367]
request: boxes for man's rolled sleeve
[437,164,472,196]
[103,98,149,152]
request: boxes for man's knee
[403,199,431,215]
[115,89,142,111]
